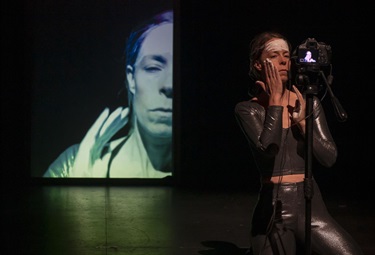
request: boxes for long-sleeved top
[234,96,337,178]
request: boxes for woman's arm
[235,101,283,156]
[312,97,338,167]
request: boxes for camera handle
[319,71,348,122]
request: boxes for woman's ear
[254,60,262,71]
[126,65,136,94]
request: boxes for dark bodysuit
[235,97,363,255]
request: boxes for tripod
[297,70,347,255]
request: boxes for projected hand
[70,107,129,177]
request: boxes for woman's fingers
[99,107,123,137]
[255,81,267,93]
[292,85,303,102]
[70,107,129,177]
[263,58,283,94]
[81,107,110,147]
[92,107,129,160]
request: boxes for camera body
[292,38,332,88]
[294,38,332,70]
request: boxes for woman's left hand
[292,85,306,133]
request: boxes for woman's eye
[144,66,162,73]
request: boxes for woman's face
[259,38,291,82]
[127,23,173,138]
[305,51,312,59]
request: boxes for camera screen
[298,48,318,64]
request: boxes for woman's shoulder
[43,144,80,177]
[234,100,266,120]
[235,99,263,112]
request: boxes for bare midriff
[264,174,305,183]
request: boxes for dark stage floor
[4,183,374,255]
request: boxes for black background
[2,0,374,196]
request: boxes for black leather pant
[250,180,363,255]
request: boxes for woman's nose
[160,87,173,98]
[280,57,288,65]
[160,68,173,98]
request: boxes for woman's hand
[292,85,306,133]
[255,58,284,105]
[70,107,129,177]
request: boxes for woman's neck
[136,122,172,171]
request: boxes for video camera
[293,38,332,72]
[292,38,332,88]
[293,38,347,122]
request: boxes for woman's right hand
[70,107,129,177]
[255,58,284,104]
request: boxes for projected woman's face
[127,23,173,138]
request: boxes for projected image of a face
[42,10,173,178]
[127,23,173,139]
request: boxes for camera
[293,38,332,70]
[292,38,332,88]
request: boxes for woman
[234,31,362,254]
[304,50,316,63]
[44,10,173,178]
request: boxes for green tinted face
[130,23,173,138]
